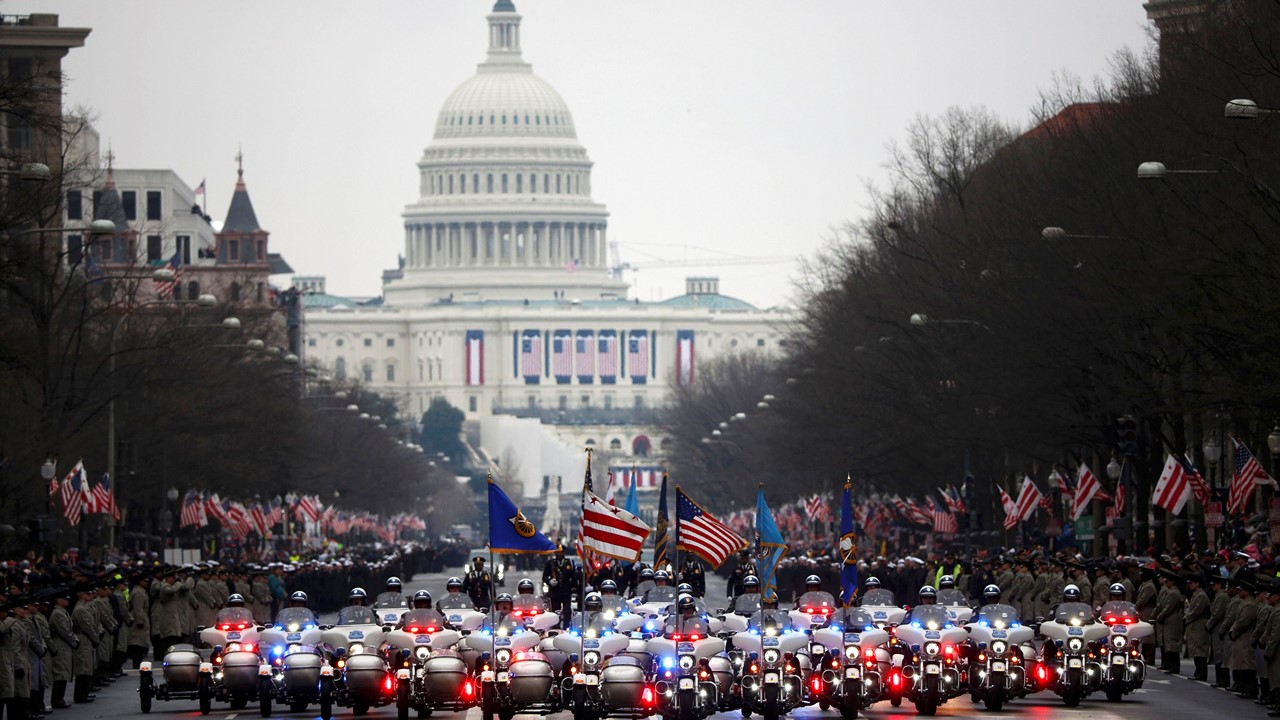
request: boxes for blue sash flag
[488,474,557,554]
[839,480,860,606]
[755,485,788,601]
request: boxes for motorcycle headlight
[1067,638,1083,652]
[845,645,860,660]
[1111,635,1127,649]
[763,649,780,665]
[678,655,696,671]
[495,649,511,665]
[924,642,940,657]
[990,641,1007,655]
[583,651,600,667]
[415,647,430,661]
[348,643,364,655]
[287,623,300,632]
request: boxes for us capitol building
[301,1,788,500]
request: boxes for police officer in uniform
[541,546,575,618]
[1207,575,1230,687]
[48,590,75,709]
[726,551,758,600]
[1153,568,1185,673]
[680,557,706,598]
[463,558,493,610]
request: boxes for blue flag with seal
[755,485,788,601]
[839,479,859,606]
[488,473,557,554]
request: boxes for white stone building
[302,1,790,499]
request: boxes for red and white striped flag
[205,493,227,524]
[1072,463,1103,520]
[91,473,119,520]
[805,494,824,518]
[579,490,651,562]
[931,499,958,534]
[1013,476,1043,524]
[1153,454,1192,516]
[180,491,206,528]
[60,461,88,527]
[999,485,1019,530]
[1230,438,1276,516]
[676,488,747,568]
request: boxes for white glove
[550,579,559,587]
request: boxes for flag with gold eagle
[488,474,557,554]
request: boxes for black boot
[1260,680,1274,705]
[72,676,93,704]
[1167,651,1180,674]
[1237,670,1257,699]
[1193,657,1208,681]
[1217,665,1232,688]
[50,681,68,709]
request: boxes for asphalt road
[57,566,1252,720]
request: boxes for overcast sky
[13,1,1153,308]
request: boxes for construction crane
[607,241,796,279]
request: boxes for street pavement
[51,565,1246,720]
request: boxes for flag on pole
[579,490,651,562]
[624,472,639,518]
[576,452,600,567]
[838,481,859,606]
[654,473,671,570]
[1013,476,1043,523]
[92,472,120,520]
[154,250,181,300]
[180,491,205,528]
[61,461,87,526]
[755,486,788,601]
[489,473,557,554]
[931,498,958,534]
[1185,455,1211,504]
[676,488,747,568]
[47,461,59,497]
[194,178,206,196]
[1072,463,1102,520]
[1153,453,1193,516]
[1230,437,1277,516]
[999,485,1018,530]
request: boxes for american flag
[180,491,206,528]
[598,333,618,380]
[47,462,59,497]
[931,499,958,534]
[577,455,601,570]
[1013,476,1042,524]
[61,461,87,527]
[296,494,320,522]
[154,250,181,300]
[805,494,824,517]
[268,496,284,525]
[194,178,206,196]
[1185,455,1211,504]
[574,333,594,379]
[520,332,542,378]
[1114,461,1128,515]
[999,485,1018,530]
[676,488,747,568]
[579,490,651,562]
[1072,463,1103,520]
[250,504,269,536]
[940,486,965,514]
[552,332,572,380]
[1230,438,1276,516]
[627,333,649,380]
[897,497,932,526]
[92,472,119,520]
[1153,454,1193,516]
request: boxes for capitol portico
[301,1,789,500]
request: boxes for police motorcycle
[789,575,840,703]
[552,593,646,720]
[855,578,908,707]
[965,585,1033,711]
[649,594,727,720]
[259,592,329,718]
[510,579,570,670]
[811,606,891,719]
[384,591,475,720]
[465,593,562,720]
[373,576,411,626]
[734,595,809,720]
[1096,583,1150,702]
[182,594,265,714]
[631,571,681,623]
[319,588,395,716]
[893,587,967,716]
[936,576,973,625]
[1037,585,1109,707]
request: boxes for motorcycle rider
[664,584,708,616]
[337,588,377,625]
[831,604,878,632]
[1098,582,1140,623]
[902,585,945,625]
[731,576,764,615]
[275,590,319,627]
[643,570,677,605]
[747,594,793,633]
[665,595,710,638]
[214,593,255,625]
[598,580,628,616]
[633,568,657,600]
[567,593,609,634]
[858,577,895,607]
[437,577,473,611]
[374,577,407,609]
[796,574,838,615]
[512,578,548,617]
[397,590,445,630]
[937,575,967,606]
[1042,584,1094,659]
[480,594,523,634]
[974,584,1019,627]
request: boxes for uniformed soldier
[1070,561,1093,606]
[1007,561,1034,620]
[463,557,493,610]
[726,551,758,599]
[680,557,706,598]
[10,600,33,718]
[1183,574,1210,682]
[1262,586,1280,716]
[28,595,51,715]
[1257,583,1276,703]
[1230,578,1259,699]
[109,575,132,678]
[995,558,1015,594]
[1030,561,1049,621]
[153,573,189,657]
[1153,568,1185,673]
[541,547,575,617]
[1,598,18,720]
[1092,563,1112,608]
[1207,575,1230,687]
[250,571,272,624]
[127,575,151,669]
[1041,560,1065,622]
[70,587,98,704]
[1136,566,1159,665]
[48,591,75,709]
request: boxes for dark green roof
[493,0,516,11]
[658,293,757,311]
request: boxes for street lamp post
[1268,423,1280,491]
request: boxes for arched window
[556,174,561,194]
[230,282,241,302]
[362,363,373,382]
[584,438,596,446]
[609,438,622,450]
[632,435,652,457]
[335,357,347,380]
[186,280,200,300]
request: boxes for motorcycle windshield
[399,610,444,628]
[274,608,316,627]
[976,605,1020,628]
[436,595,473,610]
[1099,602,1139,624]
[906,606,951,629]
[512,596,545,613]
[337,607,377,626]
[836,609,876,630]
[860,589,896,606]
[732,594,763,614]
[374,593,409,609]
[1054,603,1095,625]
[215,608,256,624]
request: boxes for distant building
[0,13,90,178]
[301,2,789,499]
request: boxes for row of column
[404,221,607,270]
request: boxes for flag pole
[487,470,496,615]
[673,484,681,578]
[581,447,592,632]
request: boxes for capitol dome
[387,0,626,307]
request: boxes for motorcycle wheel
[763,711,779,720]
[354,702,370,716]
[498,710,516,720]
[819,700,830,711]
[397,680,410,720]
[890,696,902,707]
[984,696,1003,711]
[840,696,859,719]
[480,688,495,720]
[139,681,153,714]
[914,698,937,716]
[741,709,751,718]
[1062,691,1081,708]
[198,677,212,716]
[259,681,273,718]
[231,698,248,710]
[320,682,334,720]
[572,686,591,720]
[1106,687,1123,703]
[291,701,309,713]
[416,708,432,718]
